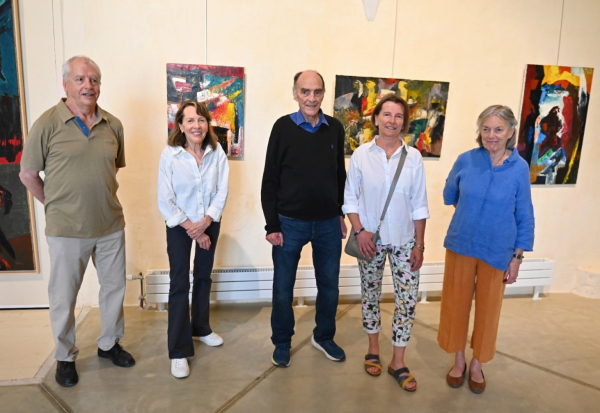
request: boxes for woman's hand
[197,233,211,250]
[186,216,213,239]
[503,257,521,284]
[410,247,424,271]
[357,230,377,259]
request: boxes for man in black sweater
[261,70,347,368]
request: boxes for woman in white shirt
[343,94,429,392]
[157,101,229,379]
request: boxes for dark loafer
[55,361,78,387]
[446,364,467,388]
[98,340,135,367]
[468,370,486,394]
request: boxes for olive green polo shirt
[21,99,126,238]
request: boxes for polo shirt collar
[57,98,106,123]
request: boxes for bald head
[293,70,325,93]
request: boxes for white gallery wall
[2,0,599,307]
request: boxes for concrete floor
[0,308,80,381]
[1,294,599,412]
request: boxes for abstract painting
[167,64,244,158]
[0,166,36,271]
[0,0,23,164]
[0,0,37,272]
[517,64,594,185]
[333,75,450,157]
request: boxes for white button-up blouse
[342,137,429,247]
[158,144,229,227]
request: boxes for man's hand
[340,216,347,239]
[266,232,284,246]
[19,166,45,203]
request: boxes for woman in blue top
[438,105,534,394]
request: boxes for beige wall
[10,0,600,306]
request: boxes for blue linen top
[290,109,328,133]
[443,147,535,271]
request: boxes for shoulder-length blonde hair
[168,101,218,150]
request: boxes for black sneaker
[271,343,291,367]
[55,361,78,387]
[98,339,135,367]
[311,336,346,361]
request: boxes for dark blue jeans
[271,215,342,345]
[166,222,220,359]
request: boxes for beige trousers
[437,249,506,363]
[46,229,126,361]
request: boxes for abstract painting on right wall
[517,64,594,185]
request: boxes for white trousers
[46,229,126,361]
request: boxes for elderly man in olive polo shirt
[20,56,135,387]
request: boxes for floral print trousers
[358,239,419,347]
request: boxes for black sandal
[387,365,417,392]
[364,354,382,377]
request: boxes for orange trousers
[437,249,506,363]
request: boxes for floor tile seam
[494,350,600,392]
[0,377,42,387]
[33,307,92,381]
[39,382,72,413]
[213,304,356,413]
[409,316,600,393]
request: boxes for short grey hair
[62,56,102,83]
[476,105,518,148]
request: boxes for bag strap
[376,145,408,232]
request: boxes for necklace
[379,141,401,160]
[491,149,509,167]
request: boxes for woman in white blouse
[343,94,429,392]
[158,101,229,379]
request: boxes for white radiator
[145,258,554,309]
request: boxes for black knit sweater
[261,114,346,234]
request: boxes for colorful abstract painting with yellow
[167,64,244,158]
[517,64,593,185]
[333,75,449,157]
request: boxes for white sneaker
[197,332,223,347]
[171,358,189,379]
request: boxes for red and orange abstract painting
[167,64,244,158]
[518,64,594,185]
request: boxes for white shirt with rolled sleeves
[158,144,229,227]
[342,137,429,247]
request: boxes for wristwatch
[513,253,524,260]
